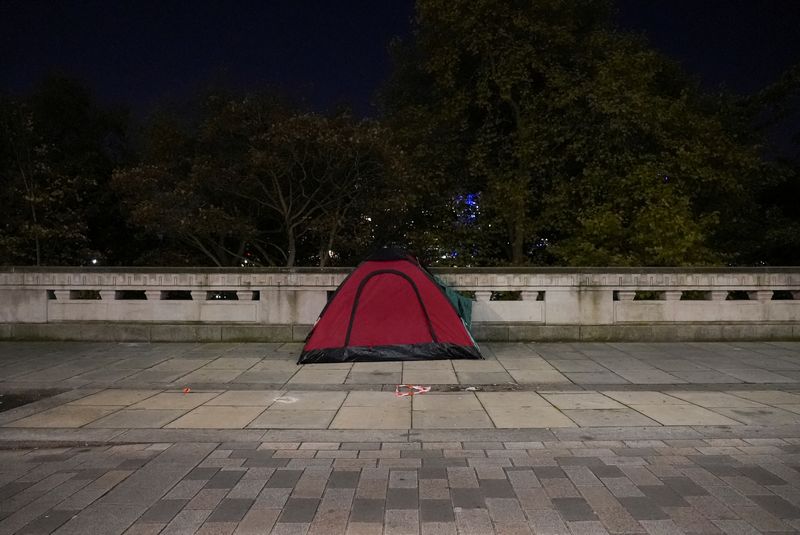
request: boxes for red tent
[298,249,482,363]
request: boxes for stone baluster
[237,290,254,300]
[99,290,115,301]
[663,290,682,301]
[747,290,773,302]
[710,290,729,301]
[53,290,71,301]
[145,290,161,301]
[474,290,492,302]
[191,290,206,301]
[616,291,636,301]
[521,290,539,301]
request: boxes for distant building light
[91,258,98,265]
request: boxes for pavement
[2,340,800,534]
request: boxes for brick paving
[1,341,800,533]
[3,438,800,533]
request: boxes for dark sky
[2,0,800,117]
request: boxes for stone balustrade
[0,267,798,341]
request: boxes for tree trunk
[506,96,528,266]
[29,195,40,265]
[286,226,296,267]
[33,234,40,267]
[318,219,339,267]
[511,219,525,265]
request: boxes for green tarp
[433,274,473,330]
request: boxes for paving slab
[204,357,261,370]
[402,370,458,384]
[288,368,350,385]
[776,404,800,415]
[714,407,800,426]
[412,394,482,412]
[147,358,213,372]
[269,391,347,411]
[497,357,555,370]
[249,410,337,429]
[630,405,743,426]
[346,371,403,384]
[233,370,297,383]
[129,392,221,410]
[204,390,283,406]
[351,362,402,373]
[85,409,187,428]
[666,391,770,408]
[68,389,162,406]
[563,409,660,427]
[166,406,266,429]
[549,360,609,373]
[412,411,494,429]
[542,392,626,410]
[602,392,689,405]
[177,368,244,384]
[331,407,411,430]
[564,372,629,384]
[506,370,570,384]
[486,407,577,428]
[476,392,552,408]
[454,372,515,384]
[451,360,506,372]
[614,370,686,384]
[670,371,743,383]
[727,391,800,405]
[720,368,796,383]
[3,405,119,428]
[344,392,411,408]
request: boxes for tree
[113,97,274,267]
[245,113,400,266]
[114,92,403,267]
[383,0,766,266]
[710,64,800,265]
[0,76,128,265]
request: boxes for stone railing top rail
[1,266,799,292]
[2,266,800,274]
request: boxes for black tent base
[297,342,483,364]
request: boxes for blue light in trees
[455,192,480,225]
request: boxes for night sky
[2,0,800,117]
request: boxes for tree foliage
[1,5,798,268]
[383,0,778,267]
[0,76,127,265]
[113,92,403,266]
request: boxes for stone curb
[4,425,800,446]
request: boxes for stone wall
[1,267,799,341]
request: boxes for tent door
[345,270,438,346]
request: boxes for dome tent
[297,248,483,363]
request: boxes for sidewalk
[2,341,800,433]
[3,341,800,391]
[6,387,800,433]
[2,341,800,534]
